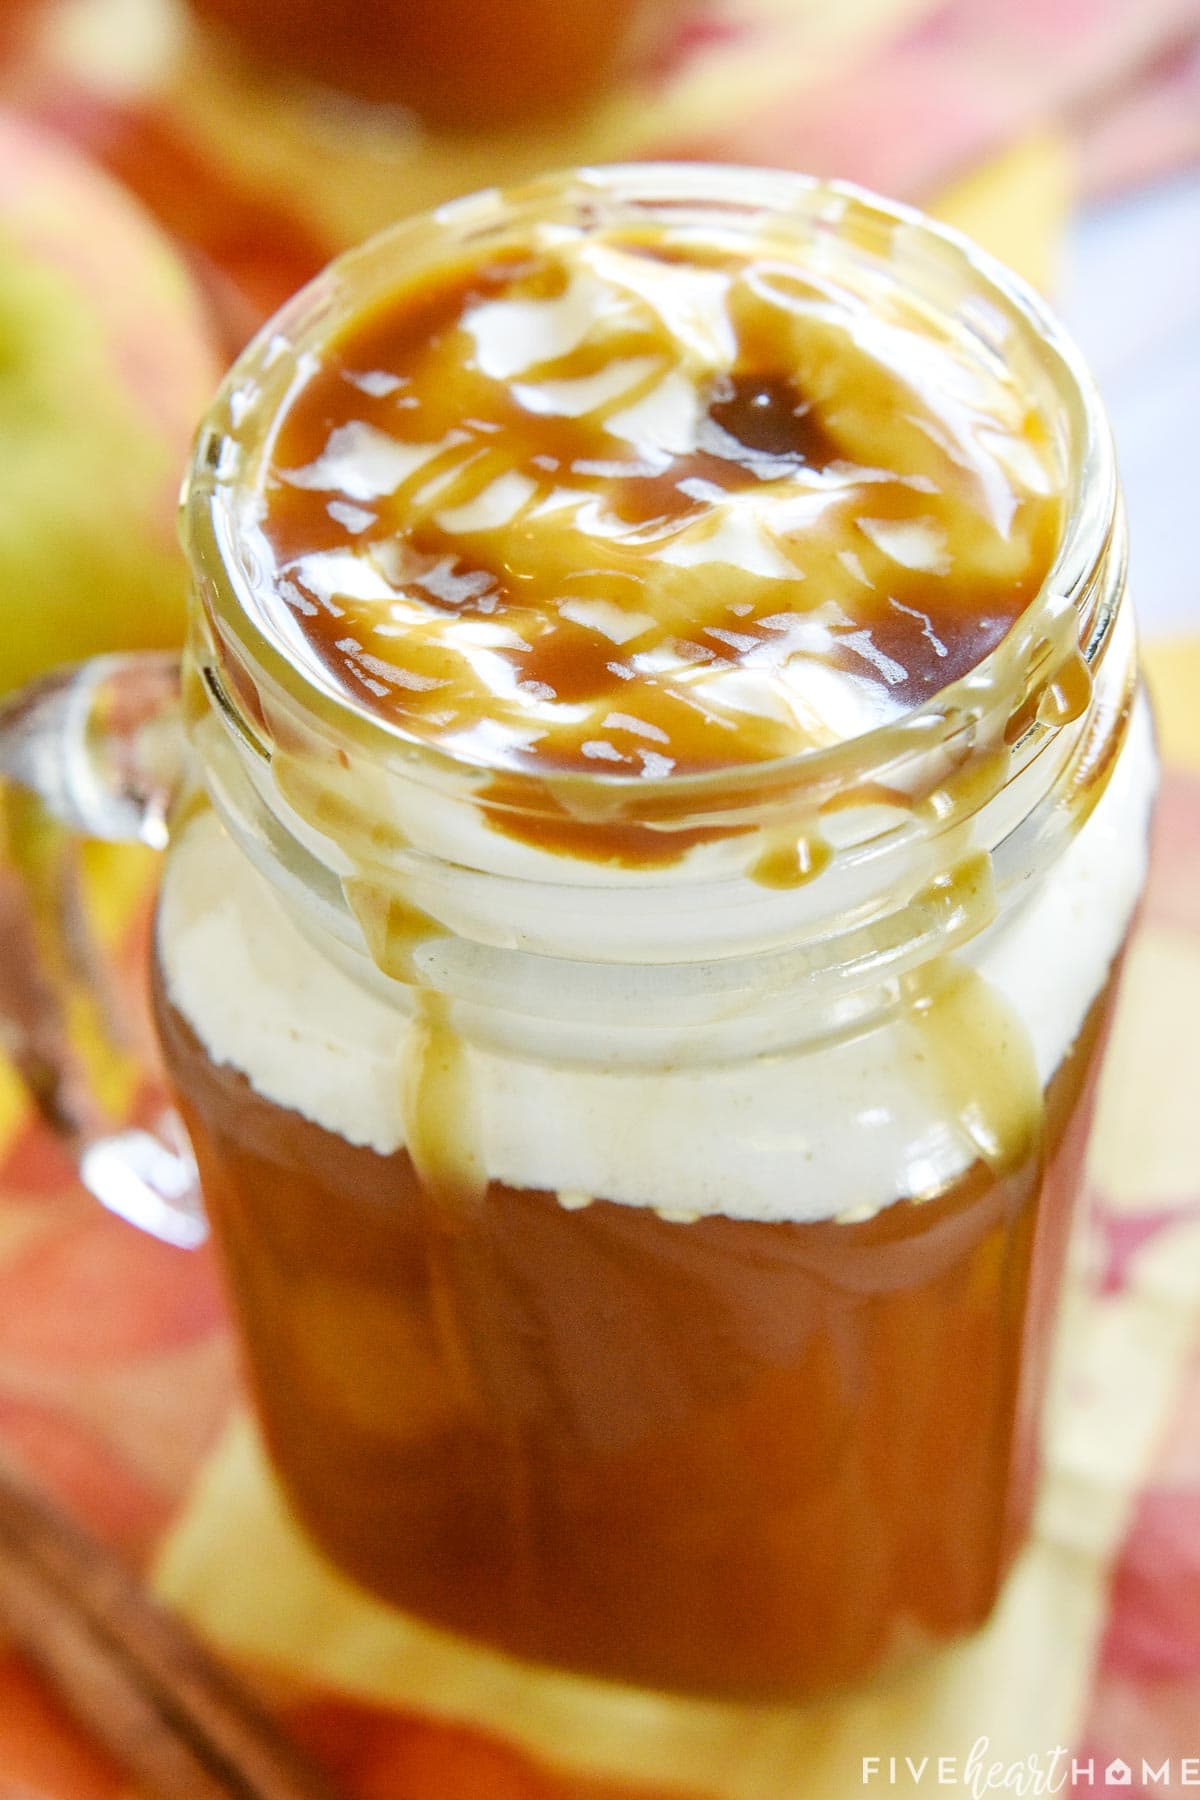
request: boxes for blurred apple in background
[185,0,684,128]
[0,0,49,59]
[0,108,220,697]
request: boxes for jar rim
[182,161,1118,841]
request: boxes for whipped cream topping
[158,699,1154,1223]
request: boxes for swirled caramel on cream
[256,224,1065,779]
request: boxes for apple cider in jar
[157,167,1155,1699]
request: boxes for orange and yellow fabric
[0,0,1197,1791]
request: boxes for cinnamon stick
[0,1453,339,1799]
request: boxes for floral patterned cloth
[0,0,1197,1792]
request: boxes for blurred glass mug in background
[0,167,1154,1701]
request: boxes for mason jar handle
[0,654,206,1248]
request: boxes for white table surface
[1064,168,1200,642]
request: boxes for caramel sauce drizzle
[902,957,1044,1187]
[255,225,1065,823]
[401,992,487,1210]
[750,827,832,890]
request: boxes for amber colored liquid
[153,960,1119,1700]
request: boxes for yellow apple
[0,109,221,697]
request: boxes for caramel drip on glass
[397,996,489,1411]
[342,876,446,986]
[903,956,1044,1191]
[893,842,1044,1194]
[401,992,486,1210]
[397,992,538,1599]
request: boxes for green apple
[0,109,221,697]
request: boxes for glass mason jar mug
[0,166,1155,1702]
